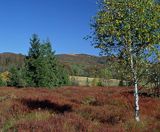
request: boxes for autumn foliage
[0,86,159,131]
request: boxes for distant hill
[56,54,108,66]
[56,54,109,77]
[0,52,24,71]
[0,53,109,77]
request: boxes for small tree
[8,66,27,87]
[55,65,70,86]
[91,0,160,121]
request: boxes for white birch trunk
[130,50,140,122]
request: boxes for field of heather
[0,86,159,131]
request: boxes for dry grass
[70,76,128,86]
[0,86,159,131]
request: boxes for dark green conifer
[25,34,69,88]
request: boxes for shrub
[0,76,7,86]
[8,66,27,87]
[97,81,104,87]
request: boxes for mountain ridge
[0,53,107,73]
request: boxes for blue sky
[0,0,100,55]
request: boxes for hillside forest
[0,43,159,89]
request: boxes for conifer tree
[25,34,41,86]
[25,34,69,88]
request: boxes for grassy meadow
[70,76,130,87]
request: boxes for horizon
[0,0,100,56]
[0,51,101,57]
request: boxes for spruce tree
[25,34,41,86]
[25,34,69,88]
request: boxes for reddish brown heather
[0,86,159,131]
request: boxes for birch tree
[91,0,160,121]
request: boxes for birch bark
[130,49,140,122]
